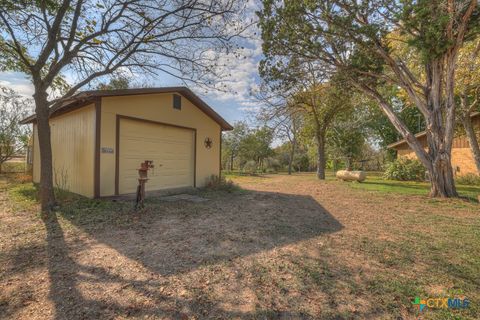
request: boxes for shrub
[384,158,426,181]
[456,173,480,186]
[205,175,238,192]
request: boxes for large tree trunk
[367,89,458,196]
[34,90,56,211]
[426,147,457,197]
[316,131,326,180]
[360,55,458,197]
[424,60,458,197]
[230,153,234,171]
[460,113,480,174]
[366,95,458,196]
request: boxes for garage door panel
[119,119,195,194]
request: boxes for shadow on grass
[5,180,478,319]
[6,188,347,319]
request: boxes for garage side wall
[99,93,221,196]
[32,105,95,197]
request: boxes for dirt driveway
[1,174,479,319]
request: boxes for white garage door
[118,118,195,194]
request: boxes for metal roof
[20,87,233,131]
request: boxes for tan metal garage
[22,87,232,198]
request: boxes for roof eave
[387,131,427,149]
[19,115,36,125]
[19,87,233,130]
[387,111,480,149]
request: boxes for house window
[173,94,181,110]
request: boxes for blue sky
[0,49,262,125]
[0,2,263,126]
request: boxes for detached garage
[21,87,233,198]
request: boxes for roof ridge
[20,87,233,130]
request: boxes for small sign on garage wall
[101,147,114,154]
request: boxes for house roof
[20,87,233,131]
[387,111,480,149]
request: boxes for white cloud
[0,0,265,122]
[193,0,264,115]
[0,72,34,97]
[238,106,260,112]
[203,45,261,107]
[239,100,260,107]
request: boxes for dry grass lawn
[1,173,479,319]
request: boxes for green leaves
[0,86,32,165]
[0,36,32,73]
[399,0,452,61]
[222,122,274,170]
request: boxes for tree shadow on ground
[8,190,347,319]
[77,191,343,276]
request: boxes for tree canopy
[0,0,247,210]
[0,86,32,173]
[258,0,480,197]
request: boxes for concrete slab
[158,194,208,203]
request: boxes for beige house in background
[21,87,232,198]
[388,112,480,175]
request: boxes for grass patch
[57,197,133,230]
[5,181,133,229]
[3,173,479,319]
[357,237,417,268]
[345,172,480,202]
[0,162,25,173]
[366,275,421,315]
[7,182,39,211]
